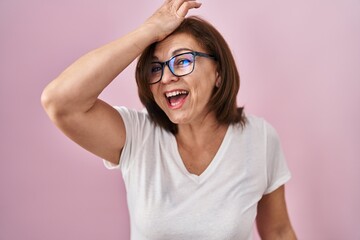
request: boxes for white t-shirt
[104,106,291,240]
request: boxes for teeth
[165,90,188,98]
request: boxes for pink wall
[1,0,359,239]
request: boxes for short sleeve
[263,122,291,194]
[103,159,121,169]
[102,106,141,172]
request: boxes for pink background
[1,0,359,239]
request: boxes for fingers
[172,0,202,18]
[172,0,197,10]
[144,0,202,41]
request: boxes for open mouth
[165,90,189,107]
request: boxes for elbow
[41,82,67,120]
[41,86,52,112]
[276,227,297,240]
[258,226,297,240]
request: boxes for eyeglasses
[148,51,216,84]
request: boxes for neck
[175,113,227,149]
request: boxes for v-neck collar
[170,124,234,184]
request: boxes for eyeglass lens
[148,52,195,84]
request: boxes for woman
[41,0,297,239]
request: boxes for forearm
[42,0,201,117]
[41,24,157,115]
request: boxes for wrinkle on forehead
[152,48,193,61]
[152,33,204,61]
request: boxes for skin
[150,33,220,126]
[150,33,228,176]
[257,186,298,239]
[41,0,297,238]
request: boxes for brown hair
[136,16,246,134]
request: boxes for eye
[150,63,162,73]
[175,57,193,67]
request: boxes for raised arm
[41,0,202,164]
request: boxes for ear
[215,72,221,88]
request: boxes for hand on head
[144,0,202,42]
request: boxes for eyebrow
[172,48,193,55]
[152,48,193,61]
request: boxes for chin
[166,113,190,125]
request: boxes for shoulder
[113,106,153,128]
[113,106,159,137]
[236,114,267,134]
[232,114,280,143]
[246,114,278,132]
[113,106,169,140]
[242,114,285,161]
[245,114,266,128]
[114,106,149,120]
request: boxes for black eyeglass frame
[148,51,216,85]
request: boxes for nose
[160,64,179,84]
